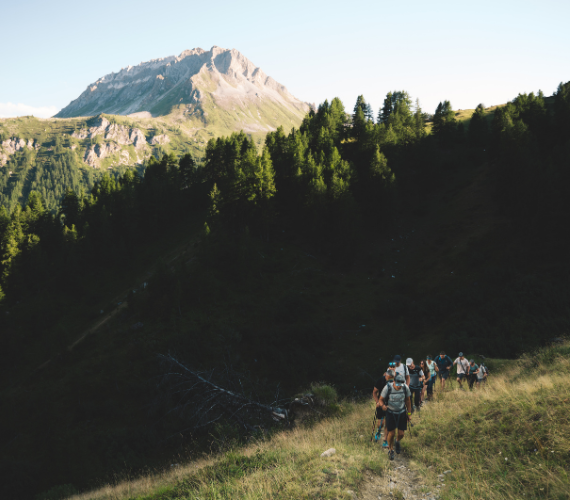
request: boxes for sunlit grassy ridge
[410,341,570,500]
[61,341,570,500]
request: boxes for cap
[469,359,475,363]
[394,373,405,384]
[393,355,401,362]
[426,355,432,360]
[459,352,464,357]
[406,357,413,366]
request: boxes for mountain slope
[55,341,570,500]
[54,46,309,134]
[0,47,309,211]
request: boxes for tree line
[1,82,570,350]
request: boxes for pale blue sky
[1,0,568,118]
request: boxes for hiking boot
[374,429,382,441]
[382,440,389,448]
[389,450,395,460]
[395,440,401,454]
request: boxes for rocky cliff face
[70,116,148,166]
[55,46,309,133]
[0,138,38,166]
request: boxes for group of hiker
[371,351,489,460]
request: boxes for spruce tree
[468,104,488,147]
[433,100,457,145]
[413,99,426,139]
[352,106,367,141]
[179,153,196,188]
[379,92,393,124]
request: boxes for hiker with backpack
[391,355,410,386]
[468,359,479,389]
[406,358,424,412]
[372,369,394,448]
[476,363,487,388]
[434,351,453,390]
[453,352,470,389]
[378,373,412,461]
[419,359,431,404]
[425,355,437,399]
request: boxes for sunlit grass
[67,341,570,500]
[409,341,570,500]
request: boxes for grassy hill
[51,340,570,500]
[2,84,568,499]
[3,138,567,499]
[0,98,303,212]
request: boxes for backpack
[396,364,409,378]
[383,382,410,411]
[409,366,423,389]
[384,384,392,406]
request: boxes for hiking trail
[359,454,440,500]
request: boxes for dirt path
[360,454,440,500]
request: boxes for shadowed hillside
[1,82,569,499]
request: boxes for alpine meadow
[1,37,570,500]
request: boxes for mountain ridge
[55,46,309,123]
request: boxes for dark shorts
[386,411,408,432]
[376,407,386,419]
[439,371,449,380]
[457,373,465,380]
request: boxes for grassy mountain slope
[0,98,303,212]
[3,81,569,500]
[3,133,566,499]
[62,340,570,500]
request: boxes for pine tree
[554,81,570,141]
[208,183,221,225]
[379,92,393,124]
[60,189,81,228]
[468,104,488,147]
[365,103,374,122]
[179,153,196,188]
[433,101,457,145]
[352,106,367,141]
[413,99,426,139]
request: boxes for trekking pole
[407,413,413,439]
[370,406,378,442]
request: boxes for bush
[310,383,338,405]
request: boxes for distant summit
[55,46,309,133]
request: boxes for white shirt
[454,357,470,374]
[394,363,409,379]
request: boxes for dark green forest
[1,82,570,499]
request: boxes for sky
[1,0,569,118]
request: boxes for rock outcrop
[1,137,35,155]
[84,142,121,167]
[72,116,147,149]
[150,134,170,145]
[0,137,37,166]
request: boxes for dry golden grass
[409,342,570,499]
[69,402,386,500]
[68,341,570,500]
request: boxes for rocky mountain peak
[55,46,307,123]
